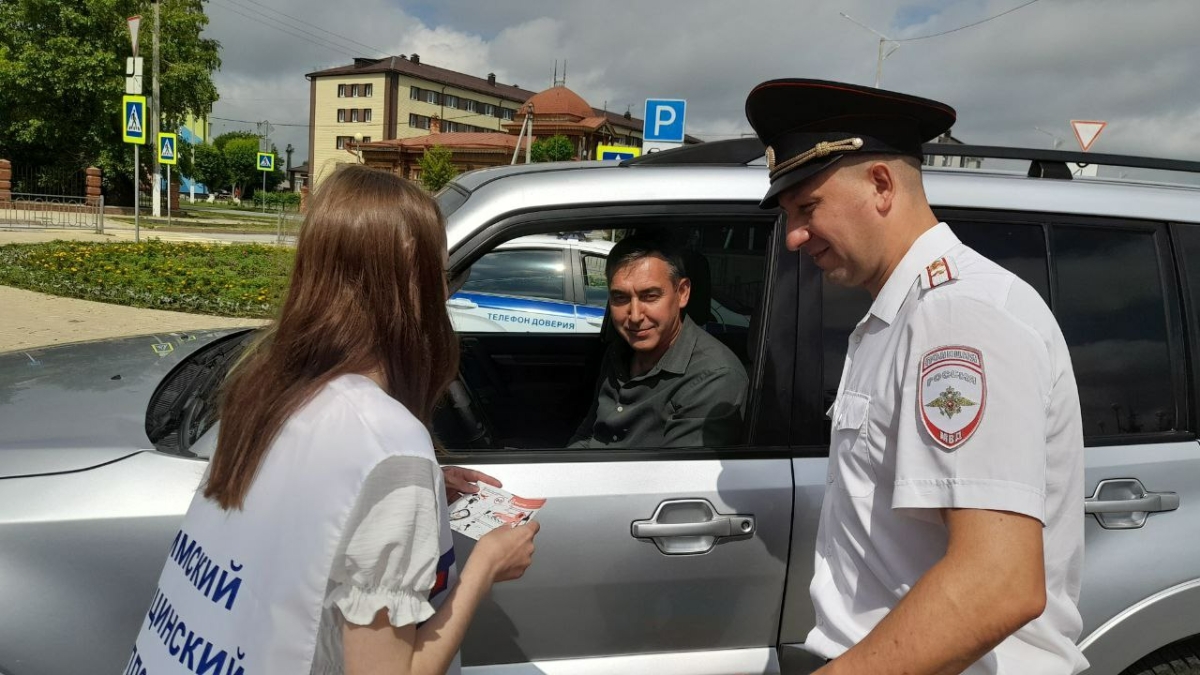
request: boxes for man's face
[608,256,691,355]
[778,166,880,288]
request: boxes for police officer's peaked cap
[745,78,956,209]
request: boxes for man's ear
[868,161,897,215]
[677,277,692,308]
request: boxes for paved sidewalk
[0,285,267,353]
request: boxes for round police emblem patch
[919,345,986,450]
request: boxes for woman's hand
[471,520,540,583]
[442,466,501,504]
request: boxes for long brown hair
[205,165,459,510]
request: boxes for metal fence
[12,165,88,196]
[0,194,104,232]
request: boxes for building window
[464,99,478,113]
[363,83,373,97]
[364,109,372,122]
[337,109,346,122]
[350,109,360,123]
[410,86,421,100]
[361,136,371,143]
[409,113,430,130]
[445,95,458,108]
[484,104,495,116]
[502,108,515,121]
[336,136,349,149]
[337,84,346,97]
[426,90,439,105]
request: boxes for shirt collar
[869,222,960,325]
[619,315,699,380]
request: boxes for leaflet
[448,484,545,540]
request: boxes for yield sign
[127,15,141,57]
[1071,120,1107,152]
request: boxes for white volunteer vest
[127,375,458,675]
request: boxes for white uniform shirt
[806,223,1089,675]
[129,374,459,675]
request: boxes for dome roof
[520,85,593,119]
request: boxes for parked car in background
[2,140,1200,675]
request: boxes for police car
[448,234,752,333]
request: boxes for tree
[190,142,227,194]
[531,135,576,163]
[418,146,458,192]
[0,0,221,204]
[205,131,283,199]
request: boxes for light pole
[839,12,900,88]
[353,132,364,164]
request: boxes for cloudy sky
[202,0,1200,172]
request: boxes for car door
[446,205,797,674]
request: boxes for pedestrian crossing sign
[158,133,177,165]
[257,152,275,172]
[123,95,147,144]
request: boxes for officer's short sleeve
[893,292,1051,524]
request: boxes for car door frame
[443,201,801,672]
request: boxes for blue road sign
[643,99,687,143]
[123,95,147,144]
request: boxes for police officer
[746,79,1087,674]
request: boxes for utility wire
[898,0,1043,42]
[232,0,393,58]
[208,0,360,60]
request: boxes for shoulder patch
[919,345,986,450]
[921,256,959,289]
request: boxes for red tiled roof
[361,132,529,151]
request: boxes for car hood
[0,330,241,478]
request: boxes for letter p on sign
[643,99,686,143]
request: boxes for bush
[0,240,294,318]
[252,191,302,210]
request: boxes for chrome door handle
[1085,478,1179,530]
[632,499,755,555]
[632,516,756,539]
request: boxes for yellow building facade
[307,55,536,186]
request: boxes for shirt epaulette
[919,256,959,290]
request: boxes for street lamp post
[839,12,900,88]
[353,132,364,164]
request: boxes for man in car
[746,78,1088,674]
[568,233,748,449]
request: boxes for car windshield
[435,184,469,220]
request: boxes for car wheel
[1121,635,1200,675]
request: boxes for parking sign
[643,99,687,143]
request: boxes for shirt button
[852,335,862,344]
[616,406,624,412]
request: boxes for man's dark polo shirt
[568,316,749,448]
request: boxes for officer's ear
[676,276,691,308]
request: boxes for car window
[459,249,567,301]
[1052,224,1177,437]
[441,218,774,452]
[581,252,608,308]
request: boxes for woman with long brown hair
[129,165,538,675]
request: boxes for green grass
[0,240,294,317]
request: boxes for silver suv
[1,139,1198,675]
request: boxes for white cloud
[201,0,1200,168]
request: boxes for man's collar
[869,222,960,325]
[621,315,699,380]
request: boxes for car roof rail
[621,137,765,166]
[922,143,1200,180]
